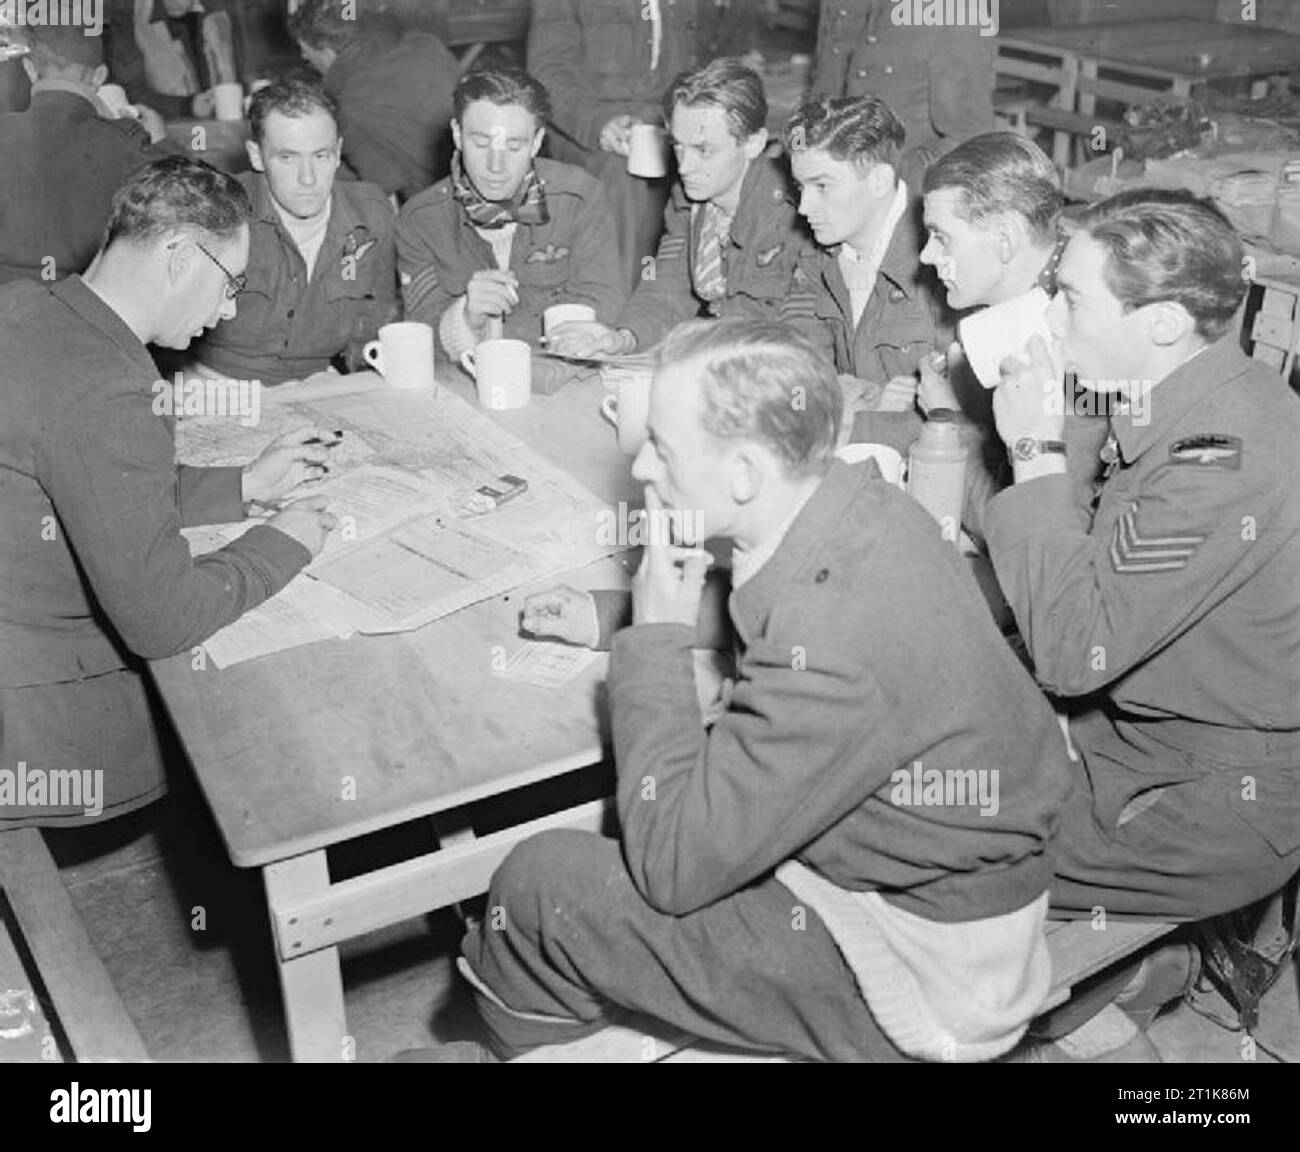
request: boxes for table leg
[264,851,348,1063]
[430,809,477,923]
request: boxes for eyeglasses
[195,242,248,299]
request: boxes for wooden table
[1004,19,1300,104]
[151,367,639,1062]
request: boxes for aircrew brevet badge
[1169,433,1242,469]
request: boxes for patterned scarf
[450,152,549,230]
[1036,232,1069,296]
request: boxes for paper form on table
[201,576,358,668]
[492,641,603,690]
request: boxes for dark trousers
[460,829,912,1062]
[1050,765,1300,922]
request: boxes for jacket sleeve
[778,258,838,363]
[926,32,998,147]
[176,465,245,528]
[610,622,892,914]
[810,0,848,97]
[558,182,629,325]
[590,568,733,651]
[984,444,1288,697]
[37,383,311,661]
[527,0,652,151]
[617,195,698,348]
[395,198,458,330]
[337,94,408,197]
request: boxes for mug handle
[460,350,477,379]
[599,394,619,427]
[363,340,383,373]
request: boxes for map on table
[176,372,627,668]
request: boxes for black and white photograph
[0,0,1296,1116]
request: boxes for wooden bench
[512,917,1176,1062]
[0,828,148,1063]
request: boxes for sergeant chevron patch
[1110,503,1206,573]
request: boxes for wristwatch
[1012,436,1067,463]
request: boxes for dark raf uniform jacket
[812,0,997,171]
[396,158,627,352]
[195,171,397,385]
[985,337,1300,916]
[617,156,810,350]
[0,86,162,284]
[601,461,1072,923]
[782,191,952,386]
[323,25,458,200]
[0,278,310,826]
[527,0,701,155]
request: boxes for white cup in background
[363,321,436,389]
[600,369,652,455]
[627,124,667,178]
[97,83,130,116]
[835,442,906,489]
[542,303,596,336]
[461,338,532,409]
[212,82,245,122]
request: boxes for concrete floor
[34,776,1300,1065]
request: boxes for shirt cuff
[438,297,479,362]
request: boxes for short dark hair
[1076,188,1246,342]
[922,131,1062,245]
[655,319,841,478]
[103,156,251,249]
[663,58,767,141]
[453,64,552,125]
[17,22,104,74]
[288,0,364,51]
[248,76,339,145]
[784,95,905,172]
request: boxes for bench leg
[264,851,348,1063]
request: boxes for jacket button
[900,343,910,353]
[884,66,894,74]
[867,34,878,44]
[815,568,829,583]
[831,45,840,54]
[856,68,867,78]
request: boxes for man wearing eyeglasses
[192,76,397,386]
[0,156,339,828]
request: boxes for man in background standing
[0,23,167,284]
[290,0,458,202]
[528,0,702,287]
[812,0,997,182]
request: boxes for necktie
[694,203,729,303]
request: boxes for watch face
[1013,436,1037,462]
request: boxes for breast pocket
[584,12,642,81]
[871,296,939,379]
[520,244,574,294]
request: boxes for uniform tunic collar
[1110,336,1240,464]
